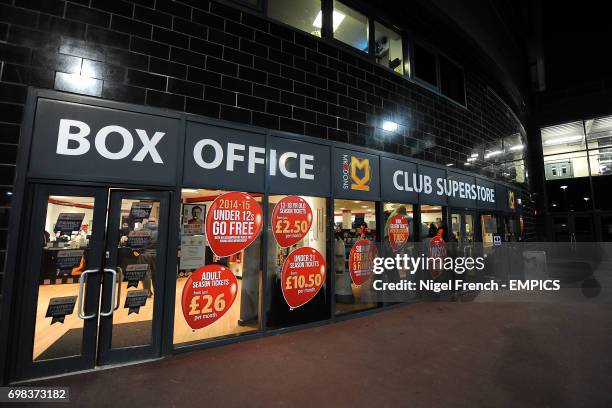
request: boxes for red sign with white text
[281,247,326,309]
[349,239,378,286]
[428,236,447,278]
[272,196,313,248]
[205,191,263,257]
[388,215,409,252]
[181,264,238,330]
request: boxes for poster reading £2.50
[205,192,263,257]
[271,196,313,248]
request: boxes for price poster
[205,192,263,258]
[54,213,85,234]
[388,215,409,252]
[272,196,313,248]
[349,239,378,286]
[281,247,326,309]
[129,201,153,223]
[428,236,447,278]
[181,264,238,330]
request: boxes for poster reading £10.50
[205,192,263,257]
[281,247,326,309]
[181,264,238,330]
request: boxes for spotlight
[382,120,398,132]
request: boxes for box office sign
[29,98,180,186]
[184,122,330,195]
[27,95,516,211]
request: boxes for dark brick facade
[0,0,536,297]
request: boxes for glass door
[17,185,107,379]
[97,190,169,365]
[16,185,170,380]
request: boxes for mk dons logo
[341,154,371,191]
[508,190,516,210]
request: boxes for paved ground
[22,301,612,408]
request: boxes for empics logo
[341,155,371,191]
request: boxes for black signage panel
[46,296,77,324]
[184,121,266,192]
[127,230,151,249]
[476,178,497,210]
[55,250,84,271]
[417,165,448,206]
[380,157,419,203]
[29,99,179,185]
[495,184,509,211]
[447,171,477,209]
[268,136,330,196]
[124,290,149,314]
[54,213,85,233]
[124,264,149,288]
[332,148,380,200]
[129,201,153,222]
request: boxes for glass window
[419,205,444,241]
[374,22,403,74]
[173,189,262,347]
[333,1,368,52]
[541,121,586,156]
[439,56,465,105]
[547,178,592,212]
[544,151,590,180]
[268,0,322,37]
[266,195,329,328]
[588,150,612,176]
[414,44,437,87]
[333,199,378,315]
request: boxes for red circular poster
[281,247,326,309]
[428,236,447,278]
[205,191,263,257]
[349,239,378,286]
[181,264,238,330]
[388,215,409,252]
[272,196,313,248]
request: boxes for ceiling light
[353,200,361,203]
[464,162,471,166]
[182,189,199,193]
[584,197,590,201]
[509,144,524,151]
[560,185,568,190]
[313,10,345,32]
[382,120,398,132]
[446,163,454,167]
[361,205,368,208]
[484,150,503,159]
[544,135,582,146]
[467,157,477,162]
[471,153,479,158]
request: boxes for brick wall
[0,0,534,298]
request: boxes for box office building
[0,0,537,382]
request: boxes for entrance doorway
[449,211,475,244]
[15,184,170,380]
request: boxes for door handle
[114,267,122,311]
[77,269,98,320]
[100,268,118,317]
